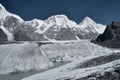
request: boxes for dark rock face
[77,52,120,68]
[14,30,32,41]
[75,52,120,80]
[0,29,7,41]
[14,23,35,41]
[56,27,77,40]
[79,69,120,80]
[3,16,19,33]
[44,25,77,40]
[93,21,120,48]
[14,22,48,41]
[0,6,2,10]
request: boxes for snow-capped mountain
[0,4,23,21]
[0,4,23,41]
[0,3,106,41]
[77,17,106,39]
[41,15,79,40]
[25,15,79,40]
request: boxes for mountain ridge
[0,3,106,41]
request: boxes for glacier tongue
[40,40,113,62]
[22,40,120,80]
[0,42,52,74]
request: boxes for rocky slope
[93,21,120,48]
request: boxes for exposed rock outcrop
[0,28,7,41]
[79,68,120,80]
[92,21,120,48]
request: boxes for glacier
[23,54,120,80]
[21,40,120,80]
[22,40,120,80]
[0,42,52,74]
[0,40,118,75]
[40,40,114,62]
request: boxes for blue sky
[1,0,120,25]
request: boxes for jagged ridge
[0,3,106,41]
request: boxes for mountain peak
[0,4,10,20]
[83,16,95,23]
[53,14,68,19]
[79,16,95,26]
[79,16,106,35]
[0,4,6,11]
[0,3,23,22]
[44,14,70,27]
[47,14,69,21]
[84,16,91,20]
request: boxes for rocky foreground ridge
[93,21,120,48]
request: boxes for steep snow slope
[0,42,52,74]
[79,17,105,34]
[25,19,44,33]
[77,17,106,39]
[0,3,23,41]
[40,15,79,40]
[0,4,23,21]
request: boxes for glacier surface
[0,42,52,74]
[22,40,120,80]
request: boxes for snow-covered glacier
[0,42,52,74]
[22,52,120,80]
[40,40,115,62]
[0,40,117,75]
[22,40,120,80]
